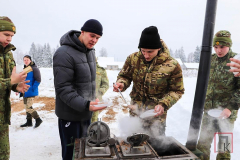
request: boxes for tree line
[13,43,200,68]
[170,46,201,63]
[13,42,59,68]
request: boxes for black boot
[20,113,33,127]
[20,119,33,127]
[34,118,43,128]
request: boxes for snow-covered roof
[175,58,183,65]
[184,63,199,69]
[97,57,124,69]
[97,57,114,62]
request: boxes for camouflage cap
[213,30,232,47]
[0,16,16,34]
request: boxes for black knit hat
[138,26,162,49]
[23,55,32,61]
[81,19,103,36]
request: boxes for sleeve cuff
[11,83,18,92]
[159,102,168,111]
[85,101,90,111]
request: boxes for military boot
[20,113,33,127]
[34,118,43,128]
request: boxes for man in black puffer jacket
[53,19,106,160]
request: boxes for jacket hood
[60,30,93,53]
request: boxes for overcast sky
[2,0,240,61]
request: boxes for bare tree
[187,52,194,62]
[13,49,25,65]
[99,47,108,57]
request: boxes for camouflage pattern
[213,30,232,47]
[0,43,17,160]
[91,63,109,123]
[23,97,40,119]
[116,39,184,124]
[0,43,17,125]
[0,16,16,34]
[95,63,109,101]
[0,124,10,160]
[204,50,240,117]
[197,50,240,160]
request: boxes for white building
[97,57,124,70]
[183,63,199,70]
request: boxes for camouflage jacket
[0,43,17,125]
[96,63,109,101]
[204,50,240,120]
[117,39,184,115]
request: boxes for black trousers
[58,118,90,160]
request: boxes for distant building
[97,57,124,70]
[175,58,185,69]
[183,63,199,70]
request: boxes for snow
[9,68,240,160]
[184,63,199,69]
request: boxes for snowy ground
[9,69,240,160]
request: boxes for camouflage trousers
[91,111,99,123]
[23,97,39,119]
[0,124,10,160]
[197,112,235,160]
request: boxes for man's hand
[89,98,106,111]
[16,80,30,93]
[219,108,231,119]
[113,82,124,92]
[11,67,27,84]
[90,98,100,105]
[89,105,107,111]
[227,58,240,77]
[154,105,164,117]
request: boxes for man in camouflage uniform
[113,26,184,137]
[91,62,109,122]
[0,16,30,160]
[197,30,240,160]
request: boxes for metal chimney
[186,0,218,151]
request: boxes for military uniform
[91,63,109,122]
[116,39,184,136]
[197,50,240,160]
[0,43,17,160]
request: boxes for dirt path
[11,96,128,123]
[11,97,55,113]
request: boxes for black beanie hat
[138,26,162,49]
[23,55,32,61]
[81,19,103,36]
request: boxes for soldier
[0,16,30,160]
[113,26,184,137]
[197,30,240,160]
[91,61,109,122]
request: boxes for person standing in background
[91,60,109,122]
[0,16,30,160]
[19,55,42,128]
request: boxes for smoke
[117,116,146,140]
[116,115,167,141]
[196,113,234,153]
